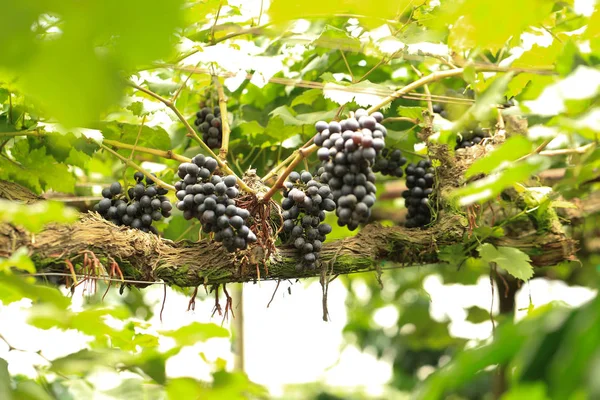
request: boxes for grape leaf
[291,89,324,108]
[0,200,78,233]
[160,322,229,346]
[0,247,35,274]
[452,156,551,206]
[313,25,362,53]
[478,243,534,281]
[0,358,11,400]
[396,106,424,121]
[465,306,491,323]
[438,244,467,267]
[466,136,533,178]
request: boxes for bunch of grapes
[313,109,385,230]
[281,171,336,270]
[402,160,435,228]
[455,127,490,149]
[175,155,256,252]
[432,104,449,119]
[95,172,172,234]
[194,106,222,149]
[373,148,407,177]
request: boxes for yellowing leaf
[439,0,555,52]
[478,243,534,281]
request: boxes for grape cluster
[175,155,256,252]
[455,127,490,149]
[432,104,449,119]
[402,160,435,228]
[281,171,336,270]
[313,109,384,230]
[373,148,407,177]
[95,172,172,234]
[194,106,222,149]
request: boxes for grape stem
[98,143,176,191]
[126,81,254,194]
[260,144,318,202]
[213,75,231,161]
[104,139,191,163]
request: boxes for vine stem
[127,81,254,194]
[103,139,191,163]
[98,143,176,191]
[0,131,44,138]
[366,68,465,113]
[261,144,318,202]
[213,75,231,160]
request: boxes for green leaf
[438,0,555,52]
[102,123,172,152]
[0,200,78,233]
[160,322,229,347]
[478,243,534,281]
[313,25,362,53]
[64,148,92,170]
[0,274,70,309]
[4,1,184,127]
[501,383,551,400]
[0,247,35,274]
[291,89,324,108]
[4,140,76,193]
[167,378,203,400]
[466,136,533,178]
[0,358,11,400]
[12,381,54,400]
[451,156,551,206]
[465,306,491,324]
[268,0,415,25]
[396,106,424,121]
[438,244,467,267]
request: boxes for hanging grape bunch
[175,155,256,252]
[313,109,384,231]
[373,148,407,177]
[432,104,449,119]
[402,159,436,228]
[95,172,172,234]
[194,106,222,149]
[455,127,490,149]
[281,171,336,271]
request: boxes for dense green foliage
[1,0,599,398]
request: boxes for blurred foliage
[0,0,599,398]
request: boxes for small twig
[171,64,198,103]
[212,74,231,160]
[382,116,419,124]
[261,144,318,202]
[490,264,496,335]
[103,139,190,163]
[267,280,281,308]
[209,1,224,44]
[187,286,199,311]
[126,81,254,193]
[539,142,595,156]
[98,143,176,191]
[340,51,354,82]
[160,284,167,323]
